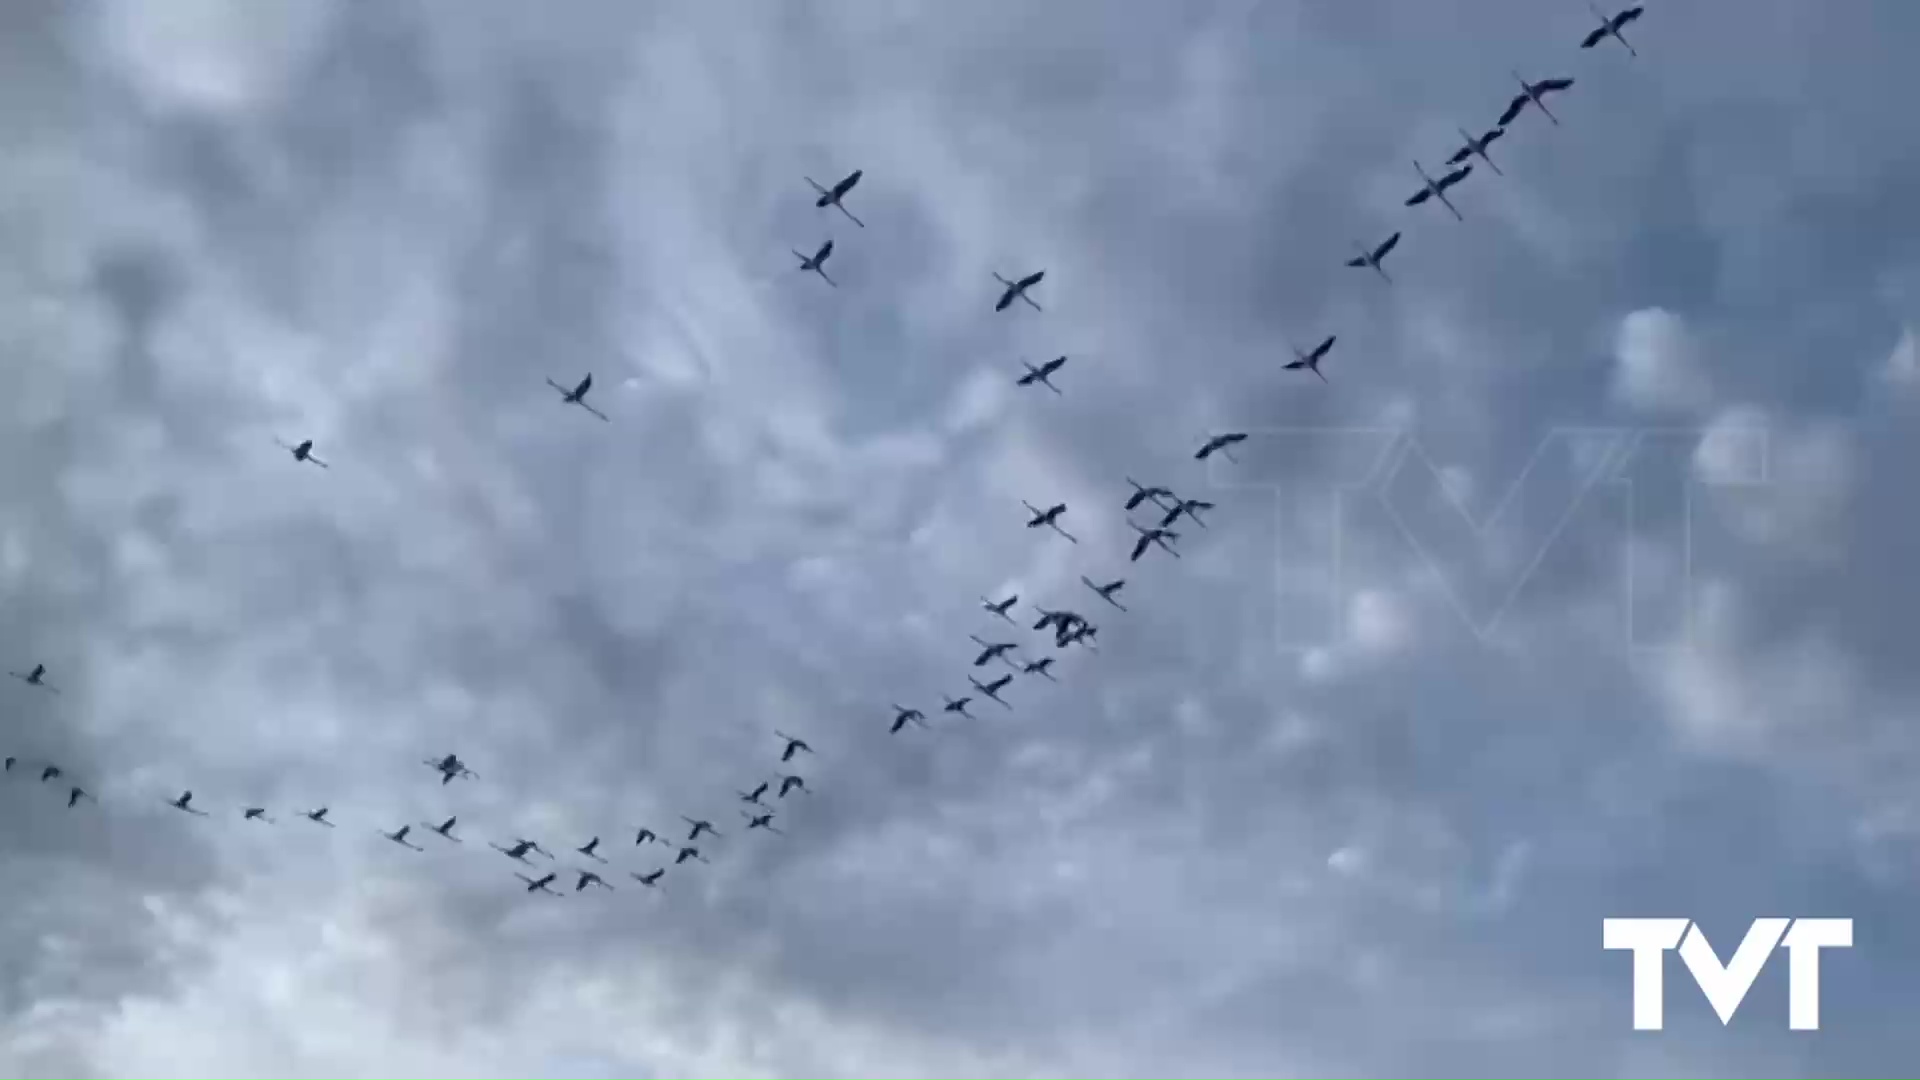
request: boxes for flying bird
[738,782,770,806]
[39,765,60,783]
[1499,72,1575,127]
[777,774,809,798]
[1060,623,1100,650]
[8,663,58,694]
[1284,334,1338,382]
[423,753,477,785]
[969,673,1014,710]
[382,825,424,851]
[1016,356,1068,394]
[575,836,607,863]
[634,826,668,847]
[1081,576,1128,611]
[806,169,865,227]
[424,816,460,841]
[1022,500,1078,543]
[632,869,666,887]
[545,373,610,421]
[1580,3,1643,56]
[942,694,975,719]
[993,269,1045,312]
[741,810,786,835]
[793,240,838,287]
[244,807,276,823]
[1405,160,1474,222]
[167,790,209,817]
[969,635,1021,669]
[1195,432,1247,463]
[980,594,1019,623]
[1021,656,1058,681]
[1447,126,1507,176]
[1160,498,1216,530]
[274,438,329,468]
[67,786,94,809]
[575,870,614,892]
[774,730,813,762]
[516,872,563,896]
[1128,519,1182,562]
[675,846,709,866]
[1030,606,1084,636]
[890,706,929,734]
[682,816,721,841]
[301,807,336,827]
[1124,479,1176,512]
[1346,232,1401,283]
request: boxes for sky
[3,0,1919,1076]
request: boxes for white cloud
[1610,307,1713,414]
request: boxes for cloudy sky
[3,0,1919,1076]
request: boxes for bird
[516,871,563,896]
[1195,432,1248,463]
[575,836,607,863]
[1447,126,1507,177]
[634,826,668,847]
[942,694,975,719]
[423,754,477,785]
[741,810,786,836]
[39,765,60,783]
[980,594,1019,624]
[993,269,1045,312]
[969,673,1014,710]
[969,635,1021,669]
[806,169,865,227]
[1580,3,1643,56]
[575,870,614,892]
[167,790,210,817]
[274,438,330,468]
[1022,500,1078,543]
[1346,232,1402,284]
[738,781,770,805]
[1405,161,1474,222]
[777,774,809,798]
[424,816,460,841]
[774,730,813,762]
[1284,334,1337,382]
[1124,479,1176,512]
[1499,72,1575,127]
[890,706,928,734]
[7,663,58,694]
[66,786,94,809]
[1030,606,1083,636]
[544,373,610,421]
[1128,520,1182,562]
[244,807,275,824]
[682,816,721,841]
[793,240,838,287]
[1060,623,1100,650]
[1021,656,1058,681]
[381,825,423,851]
[3,756,14,772]
[490,838,547,862]
[1081,576,1128,612]
[632,868,666,887]
[301,806,336,827]
[1016,356,1068,394]
[675,846,708,866]
[1160,498,1215,530]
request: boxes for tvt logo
[1603,918,1854,1031]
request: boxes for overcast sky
[4,0,1919,1076]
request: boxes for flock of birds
[3,4,1649,901]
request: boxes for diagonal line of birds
[4,4,1645,901]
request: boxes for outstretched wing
[1405,188,1434,207]
[1537,77,1575,93]
[1040,356,1066,376]
[833,169,862,197]
[1498,94,1530,125]
[1614,7,1643,29]
[1439,164,1473,188]
[1447,145,1473,165]
[1018,270,1045,290]
[1581,25,1608,47]
[1373,232,1401,260]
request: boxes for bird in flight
[970,635,1021,669]
[806,168,865,227]
[1128,520,1182,563]
[1081,576,1128,612]
[516,871,563,896]
[775,730,813,762]
[1405,160,1474,222]
[1124,479,1176,513]
[634,826,668,847]
[8,663,58,694]
[1160,498,1215,530]
[66,786,95,809]
[545,373,610,422]
[1346,232,1401,284]
[574,870,614,893]
[1016,356,1068,394]
[244,807,276,824]
[1499,72,1575,127]
[302,806,336,828]
[1284,334,1338,382]
[575,836,607,863]
[167,790,210,817]
[274,438,329,469]
[39,765,61,783]
[793,240,838,287]
[1022,500,1078,544]
[423,815,460,841]
[682,816,721,841]
[942,694,975,719]
[1021,656,1057,681]
[1447,126,1507,177]
[381,824,424,851]
[993,269,1045,313]
[969,673,1014,710]
[1579,3,1643,56]
[1195,432,1248,463]
[741,810,786,836]
[632,868,666,887]
[889,705,929,734]
[675,846,709,866]
[777,774,809,798]
[423,753,477,785]
[980,594,1019,624]
[738,782,770,806]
